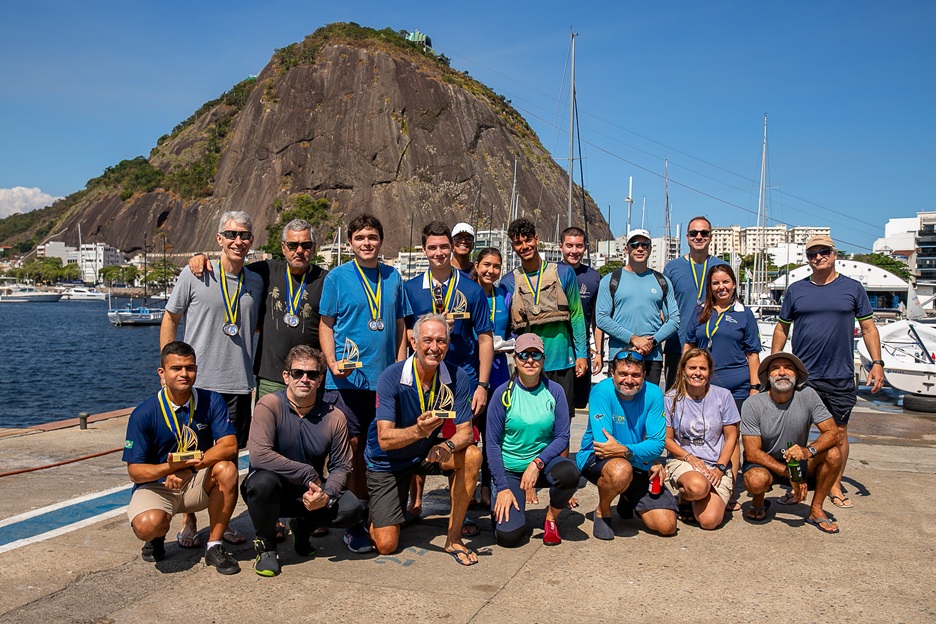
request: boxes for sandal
[745,499,771,522]
[223,528,247,545]
[805,516,840,534]
[274,521,287,543]
[444,546,478,566]
[176,529,201,549]
[829,495,853,509]
[461,517,480,538]
[777,491,798,505]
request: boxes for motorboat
[0,281,63,303]
[107,303,165,326]
[858,320,936,396]
[60,286,107,301]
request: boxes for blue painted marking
[0,454,252,547]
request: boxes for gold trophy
[170,425,203,463]
[338,337,363,371]
[446,290,471,321]
[430,383,456,419]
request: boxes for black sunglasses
[288,368,322,381]
[628,241,651,250]
[284,241,314,251]
[806,247,833,259]
[613,350,645,362]
[220,230,253,241]
[688,229,711,238]
[516,350,544,361]
[432,285,445,310]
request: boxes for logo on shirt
[124,440,134,449]
[724,316,739,324]
[195,423,208,430]
[650,288,658,294]
[613,414,626,424]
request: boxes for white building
[766,243,805,267]
[67,243,122,283]
[710,224,831,258]
[37,241,76,264]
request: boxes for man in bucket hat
[739,353,843,533]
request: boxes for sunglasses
[628,241,651,250]
[806,247,833,259]
[288,368,322,381]
[516,351,544,361]
[688,229,711,238]
[220,230,253,241]
[613,350,645,362]
[432,285,445,310]
[284,241,314,251]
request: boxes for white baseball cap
[626,229,652,244]
[452,222,475,238]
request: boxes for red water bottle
[650,473,662,495]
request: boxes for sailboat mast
[663,159,672,263]
[567,32,576,227]
[754,113,769,304]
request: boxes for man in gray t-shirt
[740,353,843,534]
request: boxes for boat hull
[858,320,936,395]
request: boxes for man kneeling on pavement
[123,341,241,574]
[365,313,483,566]
[242,345,362,576]
[740,352,843,533]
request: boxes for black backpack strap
[609,268,622,317]
[651,270,668,311]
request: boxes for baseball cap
[626,229,652,244]
[452,223,475,238]
[805,234,835,250]
[514,333,545,353]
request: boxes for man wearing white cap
[595,229,679,386]
[451,222,476,279]
[740,352,842,533]
[771,234,884,510]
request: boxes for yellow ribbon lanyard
[285,267,308,316]
[705,309,728,345]
[157,387,198,449]
[489,292,496,323]
[522,261,546,306]
[353,259,382,323]
[428,269,458,314]
[690,258,708,303]
[413,358,437,414]
[218,263,244,326]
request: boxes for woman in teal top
[485,333,579,547]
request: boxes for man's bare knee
[370,526,398,555]
[599,460,632,492]
[131,510,171,541]
[743,468,772,494]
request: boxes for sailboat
[858,282,936,410]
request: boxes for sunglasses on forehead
[220,230,253,241]
[283,241,314,251]
[287,368,322,381]
[613,350,645,362]
[687,229,711,238]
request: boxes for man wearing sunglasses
[451,222,477,279]
[242,345,362,576]
[577,351,677,540]
[772,234,884,510]
[663,217,728,389]
[188,219,329,400]
[595,229,679,386]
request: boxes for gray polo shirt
[167,260,263,394]
[740,386,832,462]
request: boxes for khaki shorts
[127,468,211,522]
[665,458,734,506]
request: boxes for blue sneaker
[343,522,373,553]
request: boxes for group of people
[122,209,886,576]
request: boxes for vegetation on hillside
[261,195,333,259]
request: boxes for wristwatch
[714,463,727,473]
[443,440,457,453]
[478,381,491,391]
[871,360,885,368]
[623,447,633,461]
[807,445,818,458]
[533,457,545,471]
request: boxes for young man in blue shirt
[319,213,410,553]
[123,341,240,574]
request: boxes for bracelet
[682,453,692,462]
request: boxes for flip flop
[805,516,840,534]
[223,528,247,545]
[461,517,480,538]
[176,529,201,549]
[274,521,287,543]
[829,495,853,509]
[745,500,771,522]
[444,547,478,566]
[726,501,742,512]
[566,496,580,509]
[777,491,798,505]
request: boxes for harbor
[0,392,934,622]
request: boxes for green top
[502,382,557,472]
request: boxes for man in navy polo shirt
[772,234,884,509]
[123,341,240,574]
[560,226,603,409]
[365,313,482,566]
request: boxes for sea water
[0,299,162,428]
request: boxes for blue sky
[1,1,933,252]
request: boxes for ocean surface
[0,298,162,428]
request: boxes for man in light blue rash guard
[500,218,588,417]
[577,352,677,540]
[772,234,884,510]
[595,229,679,387]
[663,216,727,389]
[319,213,411,554]
[365,314,482,566]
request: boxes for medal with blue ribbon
[523,261,546,315]
[283,267,308,328]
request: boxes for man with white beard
[739,353,842,534]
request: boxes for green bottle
[786,442,805,483]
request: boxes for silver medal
[368,319,379,331]
[531,304,541,315]
[376,318,385,331]
[222,323,239,336]
[284,313,299,327]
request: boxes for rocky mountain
[6,23,610,257]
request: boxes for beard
[769,376,795,392]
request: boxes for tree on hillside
[261,195,333,259]
[598,261,624,277]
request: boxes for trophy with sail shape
[430,382,456,419]
[337,337,363,371]
[170,424,203,463]
[447,290,471,321]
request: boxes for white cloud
[0,187,64,219]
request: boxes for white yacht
[60,286,107,301]
[0,280,63,303]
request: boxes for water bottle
[786,442,805,483]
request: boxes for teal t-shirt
[501,383,557,473]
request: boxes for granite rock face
[56,35,609,255]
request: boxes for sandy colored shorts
[127,468,211,522]
[665,458,734,505]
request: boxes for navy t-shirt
[686,302,761,399]
[566,262,601,343]
[779,275,873,381]
[663,255,729,352]
[122,388,235,490]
